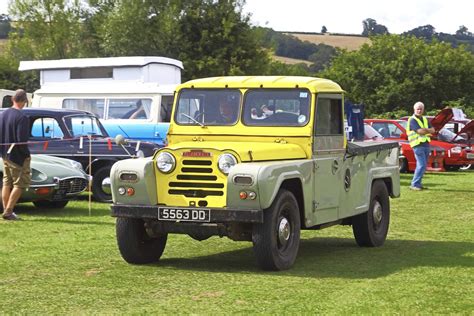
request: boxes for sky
[243,0,473,34]
[0,0,472,35]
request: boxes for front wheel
[352,180,390,247]
[252,189,301,271]
[92,166,112,202]
[116,218,167,264]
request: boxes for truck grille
[58,177,88,194]
[168,159,225,198]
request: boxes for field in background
[287,32,371,51]
[0,171,472,314]
[272,55,312,65]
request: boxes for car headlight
[450,146,462,154]
[70,160,84,171]
[218,153,237,175]
[156,152,176,173]
[30,168,47,182]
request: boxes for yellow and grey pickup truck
[110,76,400,271]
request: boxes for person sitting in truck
[217,98,238,124]
[123,100,146,119]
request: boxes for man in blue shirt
[0,89,31,220]
[407,102,435,191]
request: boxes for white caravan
[19,56,183,145]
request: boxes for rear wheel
[116,218,167,264]
[252,189,300,271]
[92,166,112,202]
[352,180,390,247]
[33,200,69,209]
[444,164,460,171]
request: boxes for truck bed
[346,141,399,156]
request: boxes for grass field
[286,32,371,51]
[1,171,473,314]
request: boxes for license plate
[52,189,66,200]
[158,207,210,222]
[467,153,474,159]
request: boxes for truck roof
[180,76,343,93]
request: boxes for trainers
[409,186,422,191]
[2,212,21,220]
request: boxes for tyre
[459,164,472,171]
[33,200,69,209]
[252,189,301,271]
[399,157,408,173]
[352,180,390,247]
[92,166,112,202]
[116,217,167,264]
[444,164,460,171]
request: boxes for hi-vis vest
[407,115,431,148]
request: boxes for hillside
[285,32,371,51]
[272,55,312,65]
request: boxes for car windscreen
[63,115,105,137]
[174,89,241,126]
[242,89,310,126]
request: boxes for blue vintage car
[0,155,89,209]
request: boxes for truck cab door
[312,94,345,224]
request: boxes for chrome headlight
[218,153,237,175]
[450,146,462,154]
[31,168,47,182]
[156,152,176,173]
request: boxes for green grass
[1,171,473,314]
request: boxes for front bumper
[111,204,263,223]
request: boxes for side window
[314,98,343,136]
[108,98,152,119]
[2,95,12,108]
[160,95,174,122]
[31,118,64,139]
[63,99,105,118]
[372,122,390,138]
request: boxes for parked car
[0,108,162,202]
[364,119,446,172]
[398,108,474,171]
[0,155,88,209]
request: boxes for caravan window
[108,98,152,119]
[63,99,105,118]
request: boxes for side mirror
[401,133,408,140]
[115,134,128,146]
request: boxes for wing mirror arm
[115,134,132,157]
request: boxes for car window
[160,95,174,122]
[243,89,310,127]
[175,89,241,126]
[108,98,152,119]
[314,97,342,135]
[31,117,64,139]
[63,115,105,137]
[63,99,105,118]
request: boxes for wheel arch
[280,179,305,228]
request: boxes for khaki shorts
[3,157,31,189]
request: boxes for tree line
[1,0,473,117]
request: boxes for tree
[320,35,474,116]
[7,0,93,60]
[403,25,436,40]
[362,18,389,36]
[321,26,327,34]
[455,25,473,40]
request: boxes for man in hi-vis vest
[407,102,436,191]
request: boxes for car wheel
[252,189,301,271]
[116,217,167,264]
[352,180,390,247]
[399,156,408,173]
[444,164,460,171]
[33,200,69,209]
[92,166,112,202]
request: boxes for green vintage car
[0,155,89,209]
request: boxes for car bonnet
[431,108,453,131]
